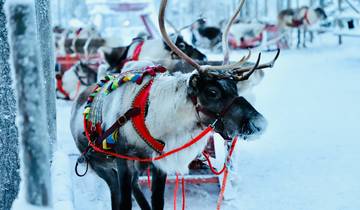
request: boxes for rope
[202,151,226,175]
[74,159,88,177]
[202,136,239,210]
[147,166,152,190]
[84,117,214,162]
[173,174,186,210]
[174,174,179,210]
[181,176,186,210]
[216,168,229,210]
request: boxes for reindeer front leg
[297,28,301,48]
[132,170,151,210]
[89,161,121,210]
[151,167,167,210]
[116,159,133,210]
[303,27,307,48]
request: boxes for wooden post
[255,0,259,19]
[338,35,343,45]
[35,0,57,156]
[7,2,52,207]
[287,0,292,8]
[0,1,21,209]
[338,0,343,11]
[264,0,269,17]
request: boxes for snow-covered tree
[0,1,20,210]
[35,0,57,155]
[7,1,52,207]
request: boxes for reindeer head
[159,0,279,140]
[314,7,327,20]
[164,35,207,61]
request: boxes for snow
[44,33,360,210]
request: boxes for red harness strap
[56,74,81,100]
[131,80,165,154]
[304,9,311,25]
[132,40,144,61]
[115,40,145,70]
[56,74,71,99]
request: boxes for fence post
[0,1,21,209]
[7,2,52,207]
[35,0,57,156]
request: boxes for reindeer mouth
[238,118,267,140]
[218,118,266,141]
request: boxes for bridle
[190,93,242,133]
[73,63,97,86]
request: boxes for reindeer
[54,26,105,56]
[56,61,98,100]
[191,18,222,50]
[70,0,279,209]
[98,34,207,78]
[278,6,327,48]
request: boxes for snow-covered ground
[53,34,360,210]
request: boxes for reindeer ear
[237,70,264,93]
[163,34,179,51]
[101,46,128,68]
[188,73,201,96]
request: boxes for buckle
[210,119,219,128]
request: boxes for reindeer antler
[222,0,245,65]
[158,0,278,81]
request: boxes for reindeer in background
[278,6,327,48]
[56,61,98,100]
[70,0,279,209]
[54,25,105,56]
[97,34,207,80]
[191,18,223,50]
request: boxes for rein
[74,63,97,86]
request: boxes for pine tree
[0,1,20,209]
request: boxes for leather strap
[97,108,141,143]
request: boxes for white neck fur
[146,72,210,174]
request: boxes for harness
[56,74,71,100]
[289,8,311,27]
[56,73,81,100]
[74,64,97,86]
[114,38,145,71]
[82,65,167,154]
[56,63,96,100]
[131,80,165,153]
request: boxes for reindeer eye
[205,88,220,99]
[178,43,186,50]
